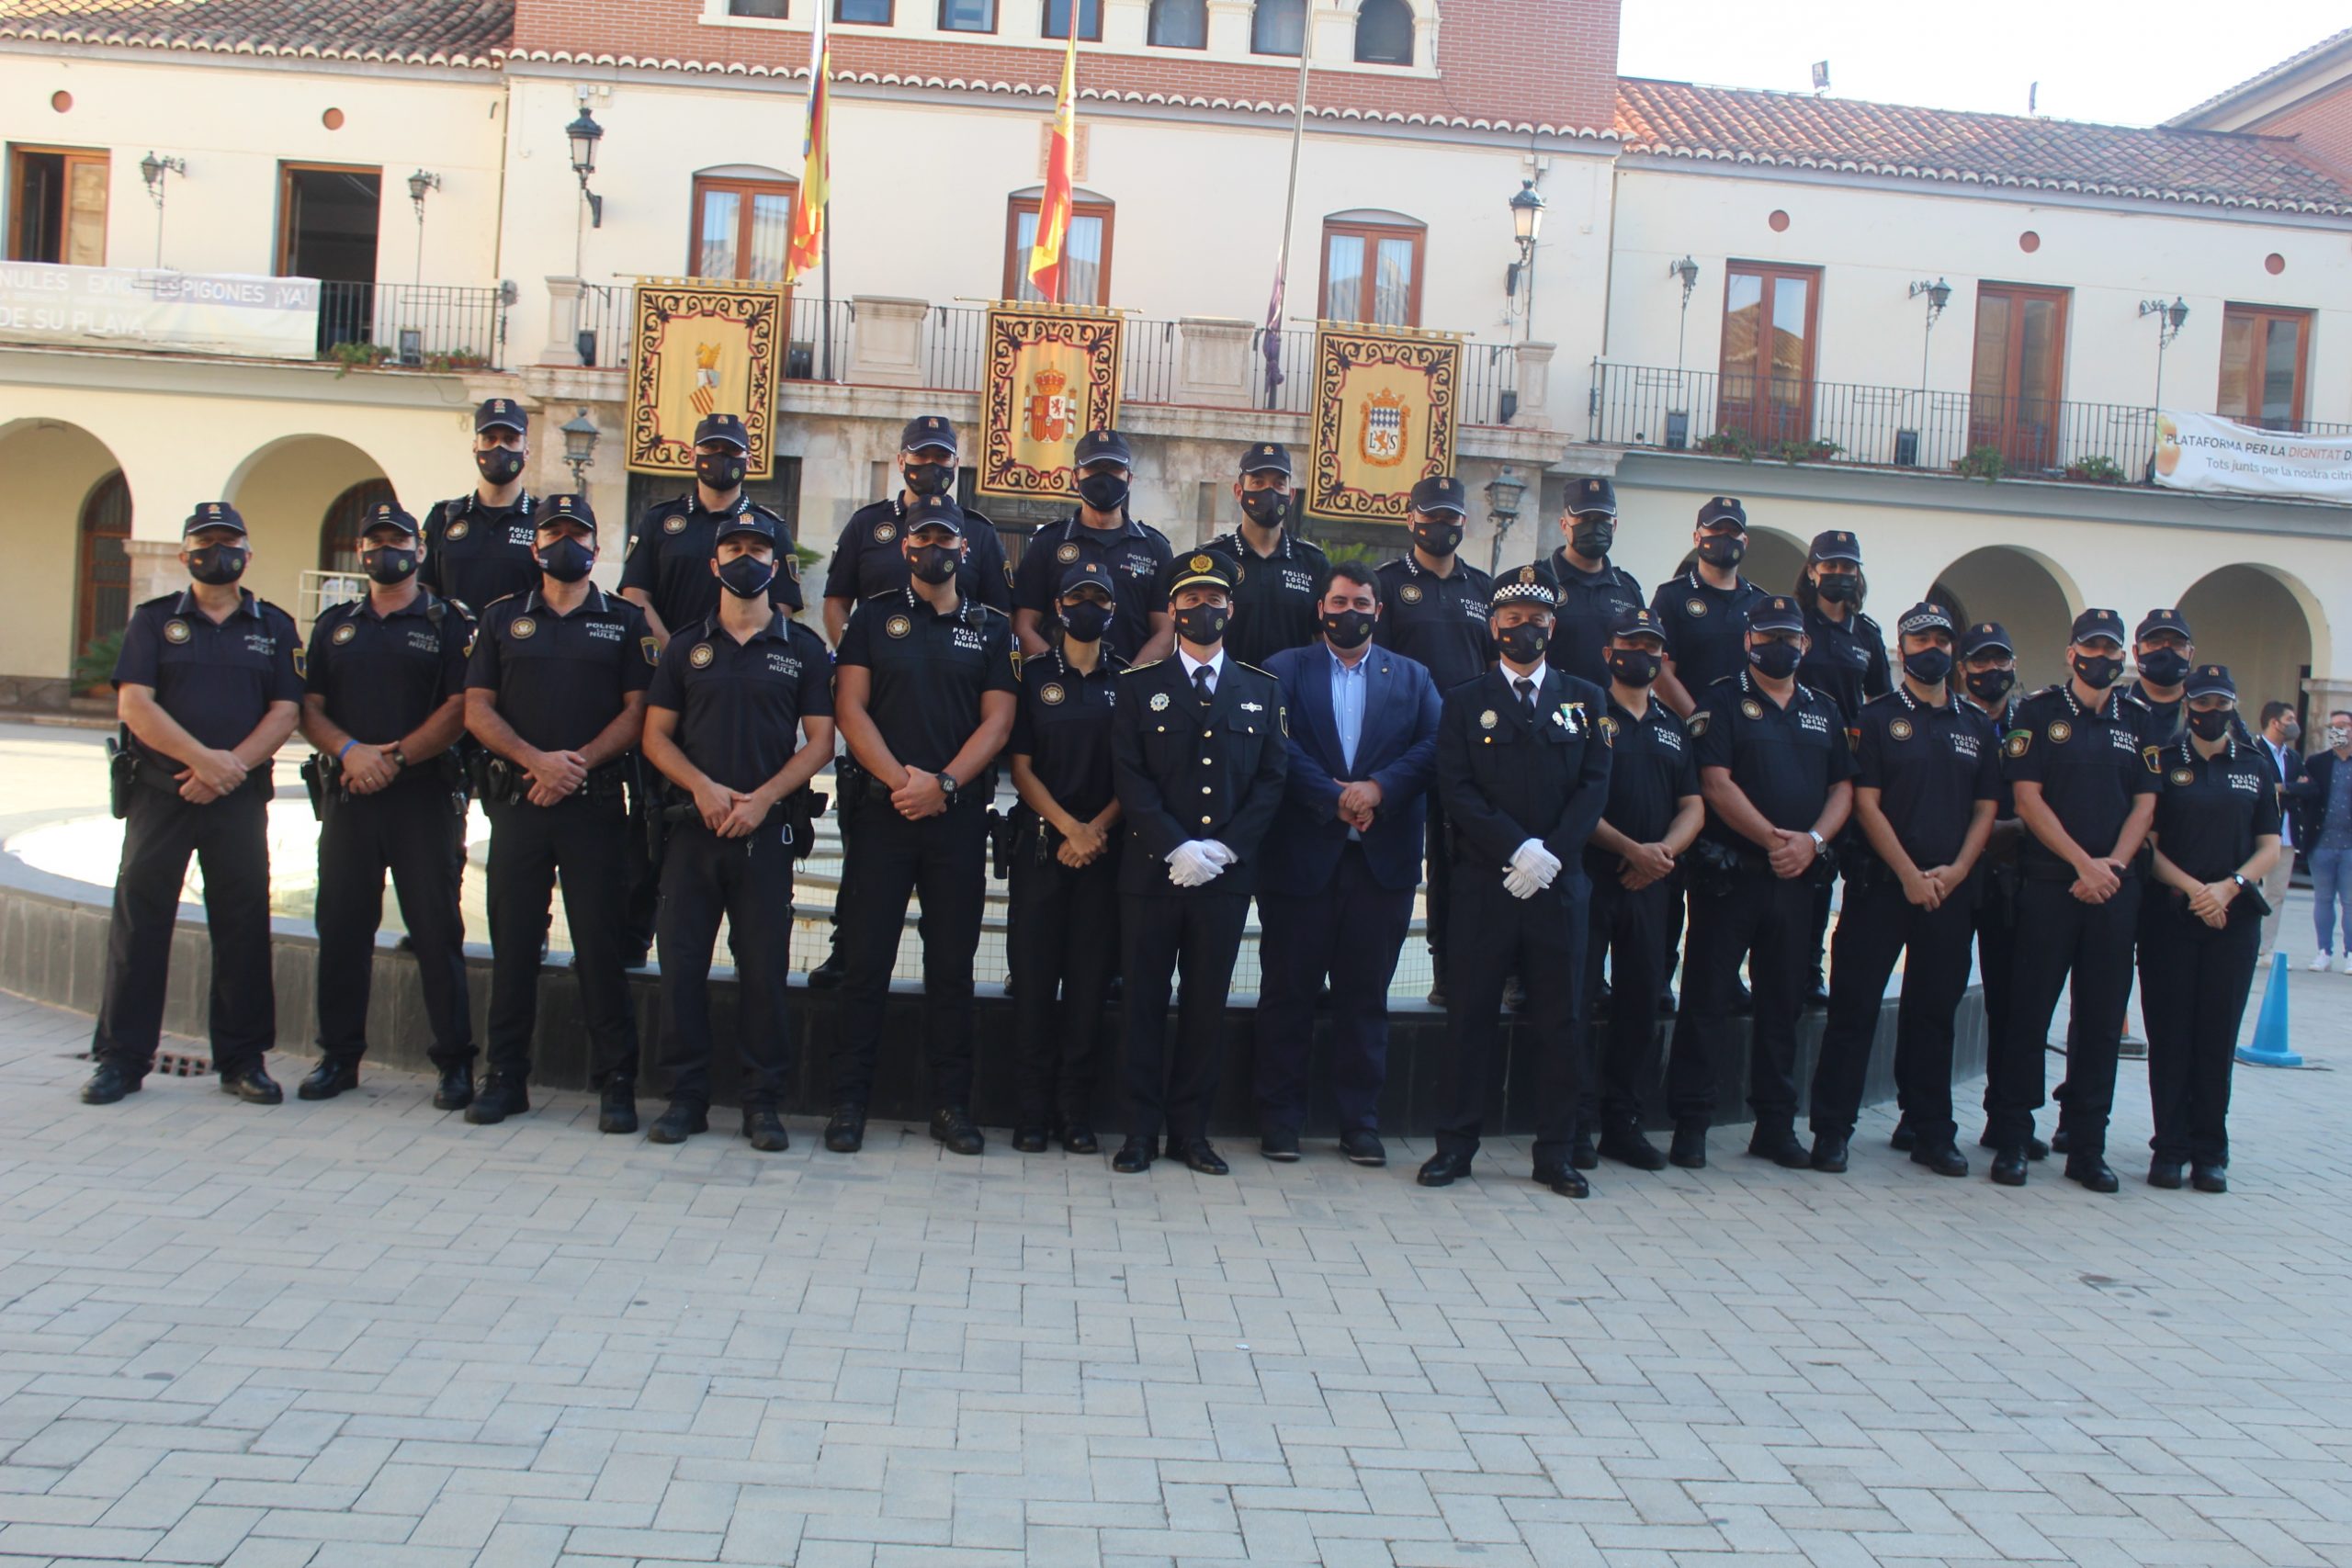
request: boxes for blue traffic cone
[2236,950,2304,1068]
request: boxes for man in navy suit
[1254,563,1442,1167]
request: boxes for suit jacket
[1435,665,1613,891]
[1111,655,1289,897]
[1260,641,1442,893]
[2288,744,2343,851]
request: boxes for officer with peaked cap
[1648,495,1767,717]
[1794,528,1890,1010]
[1214,441,1328,669]
[1547,475,1645,692]
[420,397,542,615]
[621,412,803,648]
[1013,427,1174,663]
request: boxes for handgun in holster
[987,805,1018,879]
[106,728,134,820]
[833,752,870,816]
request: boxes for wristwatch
[1808,829,1828,858]
[389,744,409,771]
[936,771,960,802]
[2231,872,2251,892]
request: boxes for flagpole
[1264,15,1313,408]
[821,215,833,382]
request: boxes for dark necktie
[1193,664,1215,705]
[1515,676,1538,719]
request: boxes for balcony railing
[317,281,506,370]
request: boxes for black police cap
[694,413,750,451]
[2183,663,2236,700]
[1697,495,1747,531]
[1489,561,1561,610]
[1958,622,2014,658]
[1057,559,1114,598]
[1164,548,1238,597]
[900,415,958,456]
[1408,474,1467,516]
[903,494,965,537]
[475,397,527,434]
[1609,604,1667,640]
[182,501,247,537]
[1749,595,1805,634]
[1569,476,1617,517]
[1896,601,1954,636]
[1808,530,1861,564]
[717,511,778,546]
[361,502,421,538]
[2071,608,2127,646]
[534,493,596,531]
[1238,442,1293,478]
[1074,428,1133,468]
[2136,607,2193,642]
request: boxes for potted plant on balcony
[1769,437,1842,465]
[1696,429,1757,460]
[1951,445,2007,482]
[2063,455,2127,485]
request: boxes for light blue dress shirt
[1329,644,1369,840]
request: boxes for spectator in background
[2293,710,2352,974]
[2255,701,2302,959]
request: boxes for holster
[987,805,1017,879]
[780,783,827,863]
[299,755,328,821]
[1685,836,1752,895]
[106,729,134,820]
[833,753,871,816]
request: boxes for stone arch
[1926,544,2082,692]
[222,434,391,620]
[2177,563,2325,727]
[0,417,130,682]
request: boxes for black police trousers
[1007,831,1120,1130]
[313,775,472,1071]
[483,795,640,1088]
[620,760,659,959]
[1423,795,1453,969]
[92,777,275,1079]
[1667,870,1815,1128]
[832,792,986,1110]
[1969,867,2019,1133]
[1120,889,1250,1145]
[1256,844,1416,1136]
[2138,897,2259,1167]
[657,820,797,1110]
[1988,874,2142,1156]
[1436,872,1587,1167]
[1579,872,1674,1133]
[1808,876,1975,1145]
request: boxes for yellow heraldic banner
[627,278,785,479]
[979,302,1124,498]
[1307,322,1462,523]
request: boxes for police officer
[1214,442,1327,669]
[1374,474,1492,1006]
[1547,476,1645,692]
[298,502,475,1107]
[420,398,542,615]
[1109,550,1287,1176]
[1005,560,1128,1155]
[1988,608,2158,1191]
[2141,664,2280,1194]
[1663,594,1856,1170]
[1649,496,1767,717]
[639,511,836,1152]
[1418,563,1612,1198]
[463,494,656,1131]
[621,412,804,646]
[1578,605,1702,1172]
[1795,529,1891,1010]
[1012,428,1174,663]
[2123,608,2195,744]
[1805,602,1996,1178]
[829,493,1019,1157]
[82,502,302,1107]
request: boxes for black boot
[298,1057,359,1100]
[1668,1123,1709,1169]
[599,1082,639,1135]
[465,1073,528,1124]
[931,1106,985,1156]
[808,944,846,989]
[220,1066,283,1105]
[824,1102,866,1153]
[742,1106,790,1152]
[2190,1163,2227,1194]
[1989,1145,2030,1186]
[433,1066,474,1111]
[2064,1156,2120,1193]
[647,1100,707,1144]
[1747,1122,1809,1169]
[1809,1132,1849,1174]
[2146,1159,2185,1190]
[1598,1122,1668,1171]
[1417,1148,1474,1187]
[79,1061,143,1105]
[1911,1141,1969,1178]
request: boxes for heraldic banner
[979,302,1124,498]
[1306,322,1461,523]
[628,278,785,479]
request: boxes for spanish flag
[785,11,830,286]
[1028,28,1078,303]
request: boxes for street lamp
[566,102,605,229]
[1668,256,1702,446]
[138,151,186,268]
[405,170,440,286]
[1483,464,1527,575]
[1503,178,1546,299]
[561,407,600,489]
[1896,277,1953,465]
[2139,295,2189,412]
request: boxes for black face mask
[1903,648,1952,684]
[1569,519,1614,560]
[908,544,959,585]
[1078,471,1130,513]
[1748,640,1803,680]
[1059,600,1113,643]
[717,555,775,599]
[2188,708,2235,741]
[1496,623,1549,666]
[1172,604,1227,647]
[1322,608,1374,649]
[1816,574,1860,604]
[1607,648,1662,687]
[1965,667,2016,705]
[187,544,248,585]
[695,452,749,491]
[2073,652,2123,690]
[1697,535,1746,567]
[903,461,956,497]
[2137,649,2190,687]
[1239,489,1289,528]
[537,537,594,583]
[1411,522,1463,558]
[475,446,526,486]
[364,547,419,586]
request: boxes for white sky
[1615,0,2345,128]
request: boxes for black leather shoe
[1425,976,1447,1008]
[1570,1131,1600,1170]
[1912,1143,1969,1178]
[1534,1163,1591,1199]
[1990,1145,2030,1186]
[1748,1124,1810,1169]
[432,1067,473,1111]
[2064,1156,2120,1194]
[1182,1140,1228,1176]
[1417,1148,1474,1187]
[1979,1128,2050,1160]
[808,947,846,989]
[647,1101,707,1144]
[465,1073,527,1124]
[823,1103,866,1153]
[1889,1118,1917,1152]
[1339,1129,1386,1167]
[1112,1137,1156,1173]
[1803,977,1831,1011]
[2146,1159,2185,1190]
[79,1061,142,1105]
[931,1106,985,1156]
[1261,1127,1302,1163]
[1810,1133,1849,1174]
[298,1058,359,1100]
[2190,1163,2228,1194]
[221,1066,283,1106]
[1060,1125,1100,1156]
[742,1107,789,1152]
[599,1084,639,1135]
[1599,1124,1668,1171]
[1012,1127,1050,1154]
[2050,1122,2073,1156]
[1669,1124,1708,1169]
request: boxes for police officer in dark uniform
[1795,529,1892,1010]
[1988,608,2158,1191]
[620,412,804,645]
[829,493,1019,1157]
[1578,605,1702,1172]
[1006,559,1128,1155]
[420,398,542,615]
[1805,602,1996,1178]
[1664,595,1856,1170]
[463,493,656,1131]
[639,511,836,1152]
[1547,476,1645,692]
[1109,549,1287,1176]
[1012,428,1174,663]
[2141,664,2280,1194]
[82,502,302,1107]
[1214,442,1327,669]
[1374,474,1491,1006]
[1649,496,1768,717]
[298,502,475,1107]
[2122,608,2195,745]
[1417,562,1612,1198]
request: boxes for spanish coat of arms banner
[979,302,1124,498]
[1306,322,1461,523]
[627,278,785,479]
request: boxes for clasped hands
[1166,839,1237,888]
[1502,839,1561,900]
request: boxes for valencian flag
[1028,28,1079,302]
[785,10,831,285]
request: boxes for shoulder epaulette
[1122,659,1165,674]
[135,592,177,610]
[1232,660,1276,679]
[972,603,1010,619]
[1136,521,1171,542]
[258,599,296,623]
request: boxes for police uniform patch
[886,615,912,638]
[1888,716,1913,741]
[1150,691,1170,712]
[1399,582,1423,604]
[640,637,659,667]
[874,522,898,544]
[1740,697,1764,720]
[2145,746,2164,773]
[333,622,357,646]
[1479,708,1498,729]
[292,647,305,679]
[2004,730,2030,759]
[1686,596,1709,617]
[1689,710,1710,737]
[1057,542,1080,564]
[689,642,715,669]
[164,618,190,644]
[785,556,799,581]
[663,514,686,534]
[1600,715,1619,740]
[446,520,470,541]
[2047,719,2072,744]
[2170,766,2195,785]
[1233,562,1246,585]
[511,616,537,639]
[1041,682,1066,705]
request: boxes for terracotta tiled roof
[1616,76,2352,217]
[0,0,512,67]
[2168,27,2352,127]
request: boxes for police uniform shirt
[305,593,471,746]
[1799,603,1891,732]
[1213,527,1327,670]
[1649,570,1767,693]
[1010,640,1127,821]
[1970,694,2022,818]
[2000,683,2159,874]
[1596,695,1699,857]
[419,492,540,614]
[1436,666,1612,874]
[836,590,1019,773]
[464,585,657,754]
[2123,683,2185,747]
[1690,668,1858,852]
[620,494,805,631]
[1372,555,1492,694]
[823,498,1012,613]
[114,590,304,768]
[1546,548,1645,690]
[2151,737,2281,886]
[1852,686,1999,870]
[1013,513,1172,660]
[646,615,834,795]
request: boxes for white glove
[1502,865,1542,900]
[1510,839,1563,888]
[1200,840,1238,868]
[1166,840,1226,887]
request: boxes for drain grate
[64,1049,213,1074]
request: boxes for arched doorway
[0,417,127,682]
[223,434,390,619]
[2178,565,2320,728]
[316,479,398,573]
[1926,545,2077,691]
[75,470,132,660]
